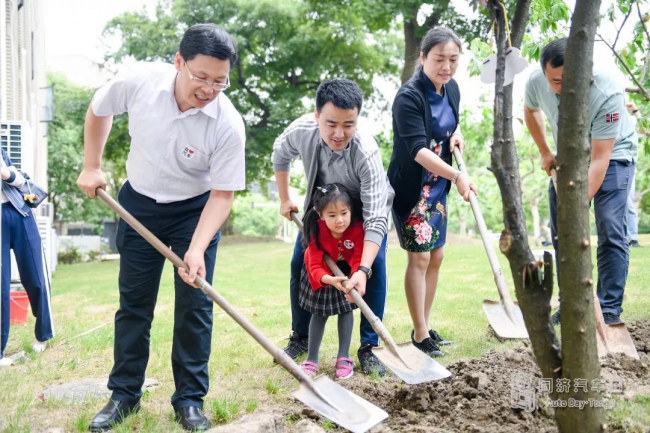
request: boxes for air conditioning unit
[1,121,33,174]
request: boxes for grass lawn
[1,233,649,432]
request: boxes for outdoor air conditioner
[1,121,33,174]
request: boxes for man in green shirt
[524,38,638,325]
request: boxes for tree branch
[637,2,650,82]
[612,6,633,51]
[597,34,650,101]
[637,2,650,47]
[235,61,271,130]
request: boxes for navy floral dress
[397,72,457,252]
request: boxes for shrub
[58,247,82,265]
[231,194,281,237]
[86,249,101,262]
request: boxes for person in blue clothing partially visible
[524,38,639,326]
[1,149,54,366]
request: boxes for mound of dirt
[281,320,650,432]
[628,320,650,354]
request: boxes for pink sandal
[335,357,354,380]
[300,360,319,377]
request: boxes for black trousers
[108,181,219,410]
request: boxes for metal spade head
[482,300,529,339]
[600,322,640,360]
[372,343,452,384]
[292,375,388,433]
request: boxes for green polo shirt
[525,68,638,162]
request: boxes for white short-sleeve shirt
[91,62,246,203]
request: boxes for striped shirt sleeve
[272,116,316,172]
[356,135,389,245]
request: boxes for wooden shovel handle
[452,149,518,317]
[96,189,319,390]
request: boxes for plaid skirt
[299,261,358,316]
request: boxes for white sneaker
[0,357,13,367]
[32,340,47,353]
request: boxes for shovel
[291,213,451,384]
[452,149,529,339]
[550,168,639,360]
[96,188,388,433]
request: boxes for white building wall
[2,0,56,278]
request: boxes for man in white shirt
[77,24,245,432]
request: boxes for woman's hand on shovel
[455,173,478,202]
[179,247,206,289]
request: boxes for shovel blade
[483,300,529,339]
[292,375,388,433]
[372,343,452,384]
[598,323,640,360]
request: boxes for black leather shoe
[175,406,212,431]
[89,399,140,432]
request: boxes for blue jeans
[109,182,219,410]
[549,160,634,315]
[626,169,638,242]
[290,232,388,346]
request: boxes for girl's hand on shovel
[179,247,206,289]
[455,173,478,202]
[321,275,348,292]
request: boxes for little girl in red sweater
[299,183,363,380]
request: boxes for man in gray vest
[272,79,394,376]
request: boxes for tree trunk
[487,0,563,404]
[402,15,420,85]
[554,0,605,430]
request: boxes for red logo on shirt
[181,146,196,159]
[605,112,620,123]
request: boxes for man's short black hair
[540,38,567,72]
[179,24,237,67]
[315,79,363,113]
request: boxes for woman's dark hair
[315,79,363,114]
[414,27,462,75]
[540,38,567,72]
[302,183,358,250]
[179,24,238,67]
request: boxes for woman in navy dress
[388,27,477,357]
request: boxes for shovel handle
[452,149,518,318]
[96,189,329,400]
[290,213,408,365]
[591,292,610,351]
[550,166,558,193]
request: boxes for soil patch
[278,320,650,432]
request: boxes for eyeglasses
[184,62,230,90]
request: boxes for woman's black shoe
[429,329,453,346]
[411,330,444,357]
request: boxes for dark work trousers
[1,204,54,356]
[549,160,634,315]
[109,181,219,410]
[290,231,388,346]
